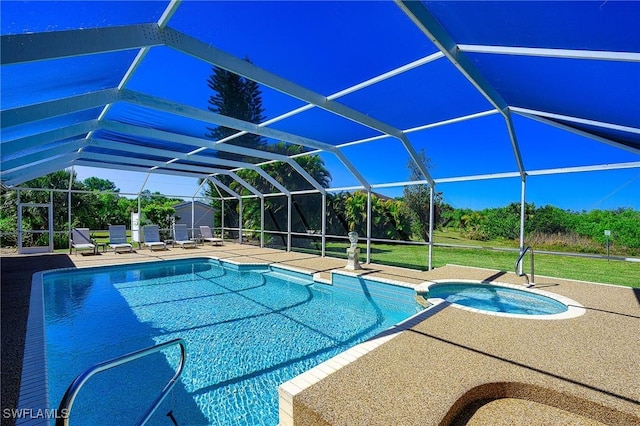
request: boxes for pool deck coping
[6,243,640,426]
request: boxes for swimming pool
[40,258,422,425]
[420,280,585,319]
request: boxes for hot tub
[418,280,585,320]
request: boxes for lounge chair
[142,225,167,251]
[199,226,223,246]
[71,228,96,255]
[108,225,133,253]
[173,223,196,249]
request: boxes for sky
[4,1,640,211]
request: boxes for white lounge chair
[142,225,167,251]
[199,226,223,246]
[173,223,196,249]
[108,225,133,253]
[71,228,95,255]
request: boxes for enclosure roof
[1,1,639,196]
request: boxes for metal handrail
[515,246,535,286]
[56,338,186,426]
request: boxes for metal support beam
[93,0,183,136]
[221,198,225,242]
[398,134,435,186]
[239,198,243,245]
[2,120,99,158]
[68,166,74,254]
[511,107,640,155]
[458,44,640,63]
[121,89,357,191]
[4,153,78,186]
[260,198,265,248]
[73,160,207,180]
[396,0,526,180]
[102,102,326,193]
[227,172,263,200]
[519,176,527,274]
[366,190,372,264]
[88,138,259,170]
[121,89,338,152]
[287,195,292,252]
[1,24,163,65]
[334,149,370,190]
[190,199,195,239]
[253,168,290,196]
[80,151,232,175]
[2,138,87,174]
[321,193,327,257]
[207,177,241,199]
[428,185,435,270]
[1,89,119,128]
[193,51,445,154]
[163,27,404,139]
[138,173,152,214]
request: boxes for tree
[203,65,333,245]
[142,202,177,240]
[83,177,118,192]
[403,149,442,242]
[205,61,266,160]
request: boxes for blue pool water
[425,282,568,315]
[43,258,421,425]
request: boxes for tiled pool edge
[277,304,445,426]
[16,272,49,426]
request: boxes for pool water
[425,282,568,315]
[43,259,421,425]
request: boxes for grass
[310,241,639,288]
[50,230,639,288]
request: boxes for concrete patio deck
[1,243,638,425]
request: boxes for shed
[173,201,218,235]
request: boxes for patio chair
[108,225,133,253]
[142,225,167,251]
[173,223,196,249]
[71,228,96,255]
[199,226,223,246]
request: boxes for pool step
[262,270,314,286]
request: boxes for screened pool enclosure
[2,1,639,266]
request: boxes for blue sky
[5,1,639,211]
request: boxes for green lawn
[311,242,639,288]
[60,230,639,288]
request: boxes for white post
[519,176,527,275]
[68,167,74,254]
[221,198,225,242]
[49,191,54,251]
[239,198,243,244]
[366,190,372,264]
[321,193,326,257]
[191,199,195,239]
[260,197,265,248]
[428,185,435,270]
[17,190,22,253]
[287,195,292,252]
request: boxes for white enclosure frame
[2,0,639,268]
